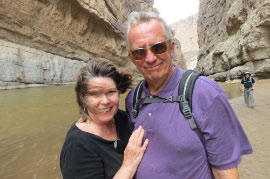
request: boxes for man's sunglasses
[129,40,171,61]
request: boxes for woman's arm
[113,126,149,179]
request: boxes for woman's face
[84,77,119,124]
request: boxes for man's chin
[145,75,162,82]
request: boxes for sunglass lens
[132,48,146,60]
[151,42,167,54]
[130,41,168,60]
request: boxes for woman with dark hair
[60,58,148,179]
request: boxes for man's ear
[169,40,175,56]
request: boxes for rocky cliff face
[172,38,186,69]
[0,0,154,89]
[197,0,270,81]
[171,14,199,69]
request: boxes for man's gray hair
[125,11,173,50]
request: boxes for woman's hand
[123,126,149,168]
[113,126,149,179]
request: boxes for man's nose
[144,49,157,63]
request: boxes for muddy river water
[0,82,242,178]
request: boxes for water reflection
[0,82,241,178]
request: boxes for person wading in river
[241,72,256,108]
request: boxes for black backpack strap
[132,81,143,125]
[136,96,182,105]
[179,70,203,143]
[131,71,203,143]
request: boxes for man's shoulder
[196,75,223,92]
[192,75,225,104]
[125,84,137,109]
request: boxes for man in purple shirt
[125,11,253,178]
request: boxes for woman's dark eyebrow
[87,87,117,91]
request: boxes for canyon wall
[197,0,270,81]
[171,14,198,69]
[0,0,155,89]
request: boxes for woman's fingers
[135,126,142,142]
[122,126,149,168]
[127,126,148,151]
[129,126,141,143]
[137,127,144,145]
[141,139,149,152]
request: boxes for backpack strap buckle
[182,101,193,119]
[166,96,182,102]
[166,96,173,102]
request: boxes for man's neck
[147,65,175,95]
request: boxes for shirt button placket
[148,96,153,120]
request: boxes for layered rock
[173,38,186,69]
[171,14,199,69]
[0,0,155,89]
[0,39,85,89]
[197,0,270,81]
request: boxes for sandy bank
[229,79,270,179]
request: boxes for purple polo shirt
[125,65,253,179]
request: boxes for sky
[153,0,200,24]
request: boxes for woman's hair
[125,11,173,50]
[75,58,132,121]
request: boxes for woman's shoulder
[63,122,80,141]
[115,109,128,119]
[62,122,99,150]
[115,109,130,127]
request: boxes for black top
[60,110,131,179]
